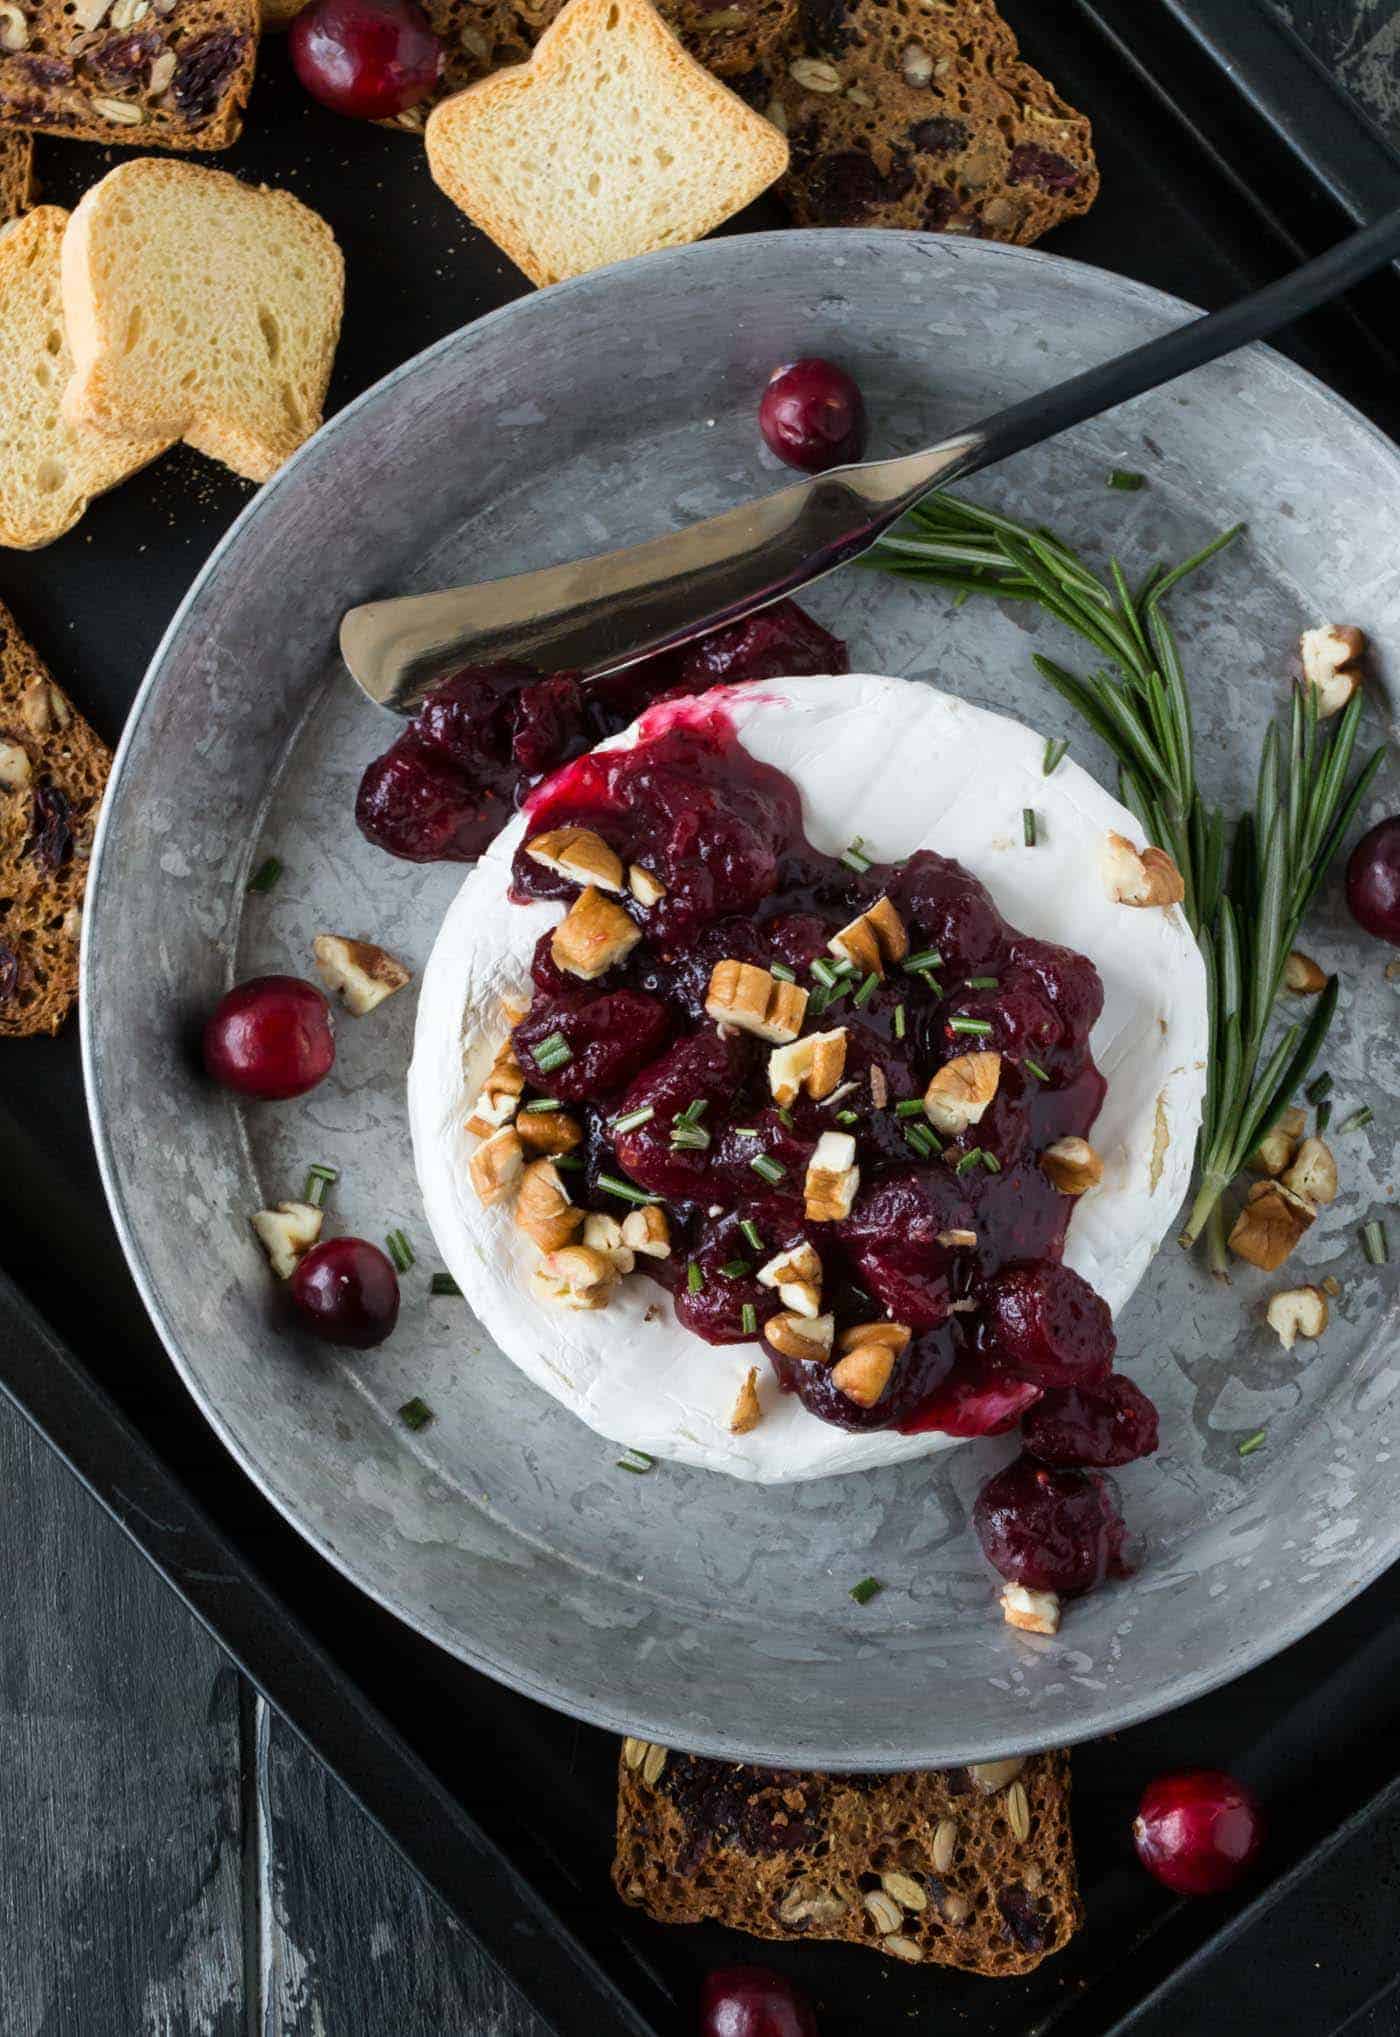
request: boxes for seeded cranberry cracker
[0,0,257,151]
[0,130,35,219]
[614,1744,1081,1976]
[764,0,1097,242]
[0,600,110,1038]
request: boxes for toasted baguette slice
[0,600,111,1036]
[0,131,34,224]
[60,160,344,485]
[614,1744,1081,1977]
[0,208,168,550]
[425,0,789,287]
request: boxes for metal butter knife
[341,208,1400,714]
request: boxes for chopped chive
[533,1031,573,1073]
[430,1271,461,1297]
[719,1258,752,1280]
[904,1123,938,1158]
[840,838,873,873]
[776,1105,795,1128]
[1316,1101,1332,1135]
[770,961,796,982]
[680,1097,710,1125]
[808,986,831,1018]
[1043,736,1069,776]
[687,1261,704,1295]
[949,1015,993,1037]
[1023,807,1037,847]
[597,1172,662,1205]
[750,1154,786,1186]
[1237,1430,1266,1458]
[385,1228,415,1273]
[1306,1072,1333,1105]
[1023,1059,1050,1083]
[853,972,879,1008]
[616,1447,655,1475]
[732,1127,759,1139]
[1338,1105,1374,1134]
[741,1302,758,1336]
[553,1153,583,1172]
[611,1104,655,1134]
[523,1097,563,1114]
[1361,1219,1390,1266]
[247,855,282,894]
[670,1123,712,1151]
[811,958,840,990]
[303,1162,338,1208]
[955,1147,985,1175]
[904,948,943,973]
[836,1109,860,1125]
[849,1576,883,1605]
[398,1396,435,1432]
[740,1218,763,1253]
[981,1150,1002,1174]
[895,1098,926,1118]
[920,972,944,997]
[964,976,999,990]
[830,958,859,980]
[952,588,971,609]
[893,1002,906,1040]
[1108,468,1146,491]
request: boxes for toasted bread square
[0,600,111,1037]
[425,0,789,287]
[0,207,168,550]
[60,160,344,485]
[614,1745,1082,1977]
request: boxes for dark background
[2,2,1399,2033]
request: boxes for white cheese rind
[408,674,1208,1483]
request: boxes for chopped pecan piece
[705,959,808,1042]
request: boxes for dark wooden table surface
[4,5,1398,2033]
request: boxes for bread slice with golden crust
[0,207,169,549]
[425,0,789,288]
[0,600,110,1037]
[60,159,343,485]
[614,1743,1081,1977]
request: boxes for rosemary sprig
[871,492,1385,1272]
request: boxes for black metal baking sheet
[4,4,1400,2034]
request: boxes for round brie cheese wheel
[409,674,1208,1483]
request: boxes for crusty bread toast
[60,159,343,485]
[0,207,168,549]
[0,0,256,151]
[0,601,110,1037]
[425,0,789,287]
[615,1743,1082,1977]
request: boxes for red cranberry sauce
[506,696,1118,1438]
[354,601,848,864]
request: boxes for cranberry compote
[973,1457,1129,1595]
[1023,1375,1159,1467]
[499,693,1112,1445]
[355,602,847,865]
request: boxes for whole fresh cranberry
[973,1456,1129,1594]
[1133,1769,1264,1895]
[290,0,443,118]
[289,1237,400,1349]
[203,976,334,1100]
[1345,815,1400,944]
[758,358,867,473]
[1023,1375,1159,1467]
[699,1965,819,2037]
[981,1261,1115,1388]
